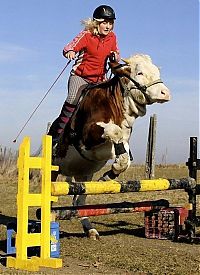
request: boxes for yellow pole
[15,137,30,260]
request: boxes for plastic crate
[144,207,188,240]
[7,221,60,257]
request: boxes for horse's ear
[121,58,130,64]
[109,61,124,75]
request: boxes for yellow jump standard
[7,136,62,271]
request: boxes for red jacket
[63,30,120,83]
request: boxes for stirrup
[52,143,58,158]
[52,137,60,157]
[68,129,77,142]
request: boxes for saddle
[55,80,111,158]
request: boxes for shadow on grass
[0,239,7,254]
[92,220,145,238]
[60,231,86,239]
[0,214,17,226]
[60,220,145,239]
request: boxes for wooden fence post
[145,114,157,179]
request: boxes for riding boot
[48,101,76,147]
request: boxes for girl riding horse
[48,5,120,147]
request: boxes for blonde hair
[81,18,100,35]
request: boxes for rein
[123,75,163,104]
[111,63,163,103]
[124,74,163,92]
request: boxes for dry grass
[0,146,18,179]
[0,155,200,274]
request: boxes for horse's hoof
[88,229,100,240]
[98,176,106,181]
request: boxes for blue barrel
[50,221,60,258]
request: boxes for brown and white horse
[52,54,171,239]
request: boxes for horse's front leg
[100,141,131,181]
[73,175,99,240]
[97,121,131,180]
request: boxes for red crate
[144,207,188,240]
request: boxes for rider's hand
[109,51,120,63]
[65,51,76,60]
[109,51,116,62]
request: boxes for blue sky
[0,0,199,163]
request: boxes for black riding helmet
[93,5,116,21]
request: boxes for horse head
[110,54,171,105]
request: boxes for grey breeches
[66,74,89,105]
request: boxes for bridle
[112,63,163,103]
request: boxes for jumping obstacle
[36,199,170,220]
[51,177,195,195]
[7,135,200,271]
[186,136,200,233]
[7,136,62,271]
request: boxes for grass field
[0,158,200,274]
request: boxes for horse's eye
[137,72,143,75]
